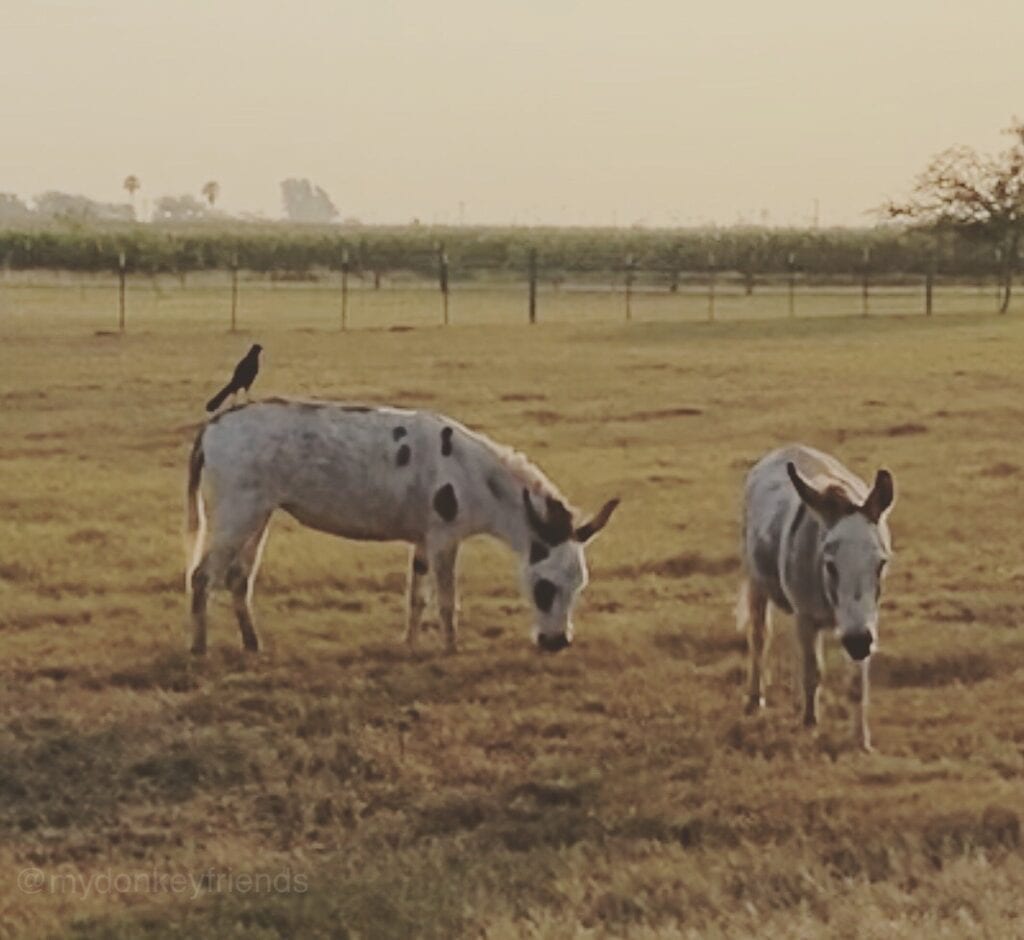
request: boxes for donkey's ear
[544,496,575,544]
[575,497,620,543]
[861,469,895,523]
[523,489,573,546]
[786,462,856,524]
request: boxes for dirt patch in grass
[980,461,1019,477]
[874,650,1004,688]
[500,392,547,402]
[609,552,739,580]
[885,422,928,436]
[621,406,704,421]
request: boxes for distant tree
[201,180,220,208]
[280,178,339,224]
[0,193,35,224]
[123,175,140,219]
[152,194,209,223]
[34,191,132,222]
[887,118,1024,313]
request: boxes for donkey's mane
[465,427,573,510]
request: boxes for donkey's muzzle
[841,633,873,661]
[537,633,571,653]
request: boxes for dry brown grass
[1,286,1022,937]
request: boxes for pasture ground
[1,284,1023,938]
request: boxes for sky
[1,0,1022,228]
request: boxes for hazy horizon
[3,1,1022,228]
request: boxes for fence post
[118,251,126,332]
[438,243,449,325]
[861,246,870,316]
[995,247,1003,313]
[925,257,934,317]
[625,253,635,321]
[528,248,538,324]
[707,251,716,322]
[787,252,796,317]
[340,247,350,331]
[230,252,239,332]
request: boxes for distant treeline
[0,221,1007,282]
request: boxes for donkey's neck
[466,447,545,559]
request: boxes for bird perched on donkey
[206,344,262,412]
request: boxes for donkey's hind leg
[742,580,772,714]
[190,555,212,655]
[189,502,270,655]
[226,518,271,653]
[403,544,429,648]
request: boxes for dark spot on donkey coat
[433,483,459,522]
[392,426,407,441]
[396,444,411,467]
[530,541,550,564]
[441,426,454,456]
[533,578,558,612]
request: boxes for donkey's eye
[825,560,838,582]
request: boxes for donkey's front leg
[404,545,429,647]
[796,617,823,729]
[431,543,460,654]
[744,581,771,714]
[848,658,872,751]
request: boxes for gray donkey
[738,445,895,750]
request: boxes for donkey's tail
[185,427,206,580]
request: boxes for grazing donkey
[738,445,895,750]
[185,399,619,655]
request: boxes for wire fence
[0,258,1017,333]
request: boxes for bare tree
[887,118,1024,313]
[201,180,220,208]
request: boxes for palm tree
[123,175,140,219]
[201,181,220,209]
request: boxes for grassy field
[1,284,1022,938]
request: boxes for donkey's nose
[841,633,873,661]
[537,633,571,653]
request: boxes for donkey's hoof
[744,695,765,715]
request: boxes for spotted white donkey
[186,398,619,655]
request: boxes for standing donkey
[738,445,895,750]
[186,399,619,655]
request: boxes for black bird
[205,344,262,412]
